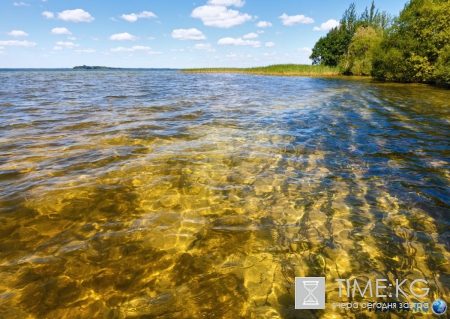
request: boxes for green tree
[339,26,382,75]
[372,0,450,83]
[310,2,392,67]
[310,28,349,66]
[372,47,413,81]
[359,2,392,30]
[434,45,450,87]
[310,3,357,66]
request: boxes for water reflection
[0,71,449,318]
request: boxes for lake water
[0,71,449,318]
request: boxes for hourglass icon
[295,277,325,309]
[303,281,319,306]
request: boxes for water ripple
[0,71,449,318]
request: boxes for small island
[73,65,122,70]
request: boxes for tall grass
[181,64,339,76]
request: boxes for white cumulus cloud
[13,2,29,6]
[121,15,137,22]
[171,28,206,40]
[265,42,275,47]
[53,46,62,50]
[121,11,157,22]
[298,47,312,55]
[136,11,157,18]
[279,13,314,26]
[257,30,265,34]
[207,0,245,7]
[111,47,134,52]
[191,5,252,28]
[243,32,258,39]
[7,30,28,37]
[109,32,138,41]
[0,40,36,47]
[75,48,95,53]
[147,51,162,55]
[132,45,152,51]
[111,45,152,52]
[58,9,94,23]
[42,11,54,19]
[56,41,78,48]
[51,27,71,35]
[217,37,260,48]
[193,43,216,52]
[313,19,340,31]
[256,21,272,28]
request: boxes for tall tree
[310,2,391,67]
[339,26,382,75]
[310,3,356,66]
[310,27,349,66]
[372,0,450,83]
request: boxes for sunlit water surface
[0,71,449,319]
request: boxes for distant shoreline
[0,68,178,71]
[1,64,341,77]
[73,65,122,70]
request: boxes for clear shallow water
[0,71,449,318]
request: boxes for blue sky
[1,0,406,68]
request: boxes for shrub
[433,45,450,87]
[339,26,382,75]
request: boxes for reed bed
[181,64,339,76]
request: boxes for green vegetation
[372,0,450,86]
[310,2,392,68]
[182,64,338,76]
[311,0,450,87]
[434,45,450,86]
[73,65,121,70]
[338,26,382,76]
